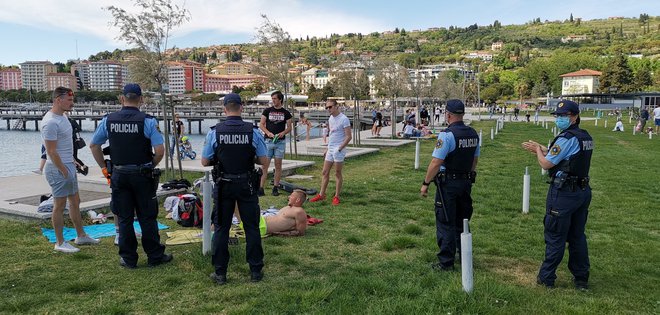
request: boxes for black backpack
[177,193,203,228]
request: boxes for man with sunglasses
[310,100,352,205]
[41,87,99,253]
[522,100,593,290]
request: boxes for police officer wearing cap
[522,100,593,290]
[90,83,172,268]
[420,99,480,271]
[202,93,268,285]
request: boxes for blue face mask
[555,116,571,130]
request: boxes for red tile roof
[560,69,602,77]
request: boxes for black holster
[433,173,449,223]
[104,159,113,175]
[140,166,160,192]
[250,168,263,189]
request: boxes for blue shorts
[44,162,78,197]
[266,138,286,159]
[655,119,660,126]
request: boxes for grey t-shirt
[41,111,74,164]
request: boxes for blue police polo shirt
[431,131,481,170]
[91,115,164,146]
[545,136,580,174]
[202,123,267,160]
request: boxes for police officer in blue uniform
[90,83,172,269]
[522,100,592,290]
[420,99,480,271]
[202,93,268,285]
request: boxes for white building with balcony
[560,69,602,95]
[19,61,57,91]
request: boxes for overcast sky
[0,0,658,66]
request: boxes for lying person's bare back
[234,189,309,236]
[265,205,307,236]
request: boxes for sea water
[0,119,322,178]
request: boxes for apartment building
[89,61,127,91]
[211,62,250,75]
[19,61,57,91]
[46,73,78,91]
[300,68,332,93]
[167,61,205,95]
[0,68,22,90]
[204,74,266,93]
[71,61,91,90]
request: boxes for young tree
[373,59,409,137]
[254,15,298,155]
[105,0,190,179]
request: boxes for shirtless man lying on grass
[235,189,308,236]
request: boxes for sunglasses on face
[326,105,333,109]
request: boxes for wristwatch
[422,180,431,186]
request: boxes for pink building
[46,73,78,91]
[204,74,266,93]
[0,68,22,90]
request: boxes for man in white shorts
[41,87,99,253]
[310,100,352,205]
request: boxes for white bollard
[479,129,483,146]
[604,120,607,129]
[633,127,636,135]
[414,138,421,170]
[202,171,213,255]
[551,126,555,135]
[522,167,530,214]
[490,128,494,140]
[495,125,499,135]
[650,131,653,140]
[595,119,598,127]
[461,219,473,294]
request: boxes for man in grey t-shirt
[41,87,98,253]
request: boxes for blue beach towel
[41,222,169,243]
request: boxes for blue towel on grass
[41,222,169,243]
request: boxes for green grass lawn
[0,120,658,314]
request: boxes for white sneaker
[32,170,42,175]
[54,241,80,253]
[74,235,100,245]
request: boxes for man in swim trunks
[237,189,308,236]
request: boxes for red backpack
[177,193,203,228]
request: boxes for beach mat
[165,229,203,245]
[41,222,169,243]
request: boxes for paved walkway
[0,118,420,221]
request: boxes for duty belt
[220,172,250,180]
[114,164,151,170]
[113,163,153,174]
[445,172,473,180]
[550,176,590,190]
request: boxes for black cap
[223,93,242,105]
[122,83,142,96]
[446,99,465,114]
[551,100,580,115]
